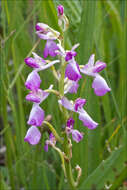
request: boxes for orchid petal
[25,71,41,91]
[65,61,82,81]
[78,110,98,129]
[27,105,44,126]
[71,130,83,143]
[92,75,111,96]
[58,97,74,111]
[43,40,59,58]
[24,126,41,145]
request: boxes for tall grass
[0,0,127,189]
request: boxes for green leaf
[79,146,127,190]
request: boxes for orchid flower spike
[58,97,98,129]
[80,54,111,96]
[36,23,60,40]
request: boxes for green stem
[43,121,62,143]
[63,134,76,190]
[58,33,77,190]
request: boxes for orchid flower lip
[27,104,45,126]
[24,126,41,145]
[25,71,41,91]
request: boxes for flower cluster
[23,4,111,187]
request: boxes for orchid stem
[43,121,62,144]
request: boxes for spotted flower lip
[26,85,53,104]
[43,40,59,58]
[57,5,64,16]
[27,104,45,126]
[58,97,98,129]
[24,126,41,145]
[80,54,111,96]
[36,23,60,40]
[25,71,41,91]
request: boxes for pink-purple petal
[27,105,45,126]
[25,71,41,91]
[43,40,59,58]
[78,111,98,129]
[57,5,64,16]
[58,97,74,111]
[67,117,75,129]
[92,75,111,96]
[68,80,79,94]
[26,92,41,103]
[65,51,77,62]
[24,126,41,145]
[71,130,83,143]
[93,61,106,73]
[65,62,82,81]
[74,98,86,111]
[24,57,40,68]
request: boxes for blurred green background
[0,0,127,189]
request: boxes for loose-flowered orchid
[80,54,111,96]
[58,97,98,129]
[23,4,111,188]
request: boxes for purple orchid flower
[27,104,45,126]
[80,54,111,96]
[66,118,83,143]
[26,85,53,104]
[35,23,60,40]
[24,126,41,145]
[25,52,60,71]
[44,133,56,152]
[58,97,98,129]
[56,42,81,81]
[43,40,59,58]
[24,52,46,68]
